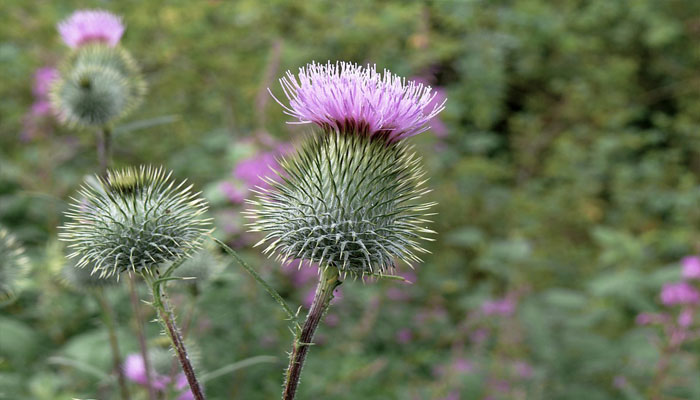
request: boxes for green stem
[127,274,157,400]
[146,275,206,400]
[94,289,131,400]
[215,238,298,325]
[282,267,341,400]
[97,126,112,177]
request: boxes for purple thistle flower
[58,10,125,49]
[481,297,516,316]
[175,373,197,400]
[660,282,700,306]
[223,144,290,203]
[270,61,446,142]
[682,256,700,280]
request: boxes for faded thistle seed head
[249,61,443,278]
[0,227,30,304]
[59,166,212,278]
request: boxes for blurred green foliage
[2,0,700,399]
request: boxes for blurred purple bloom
[453,358,474,374]
[283,259,319,288]
[396,328,413,344]
[33,67,59,98]
[481,298,516,316]
[271,61,446,141]
[613,375,627,389]
[58,10,124,48]
[514,361,533,379]
[635,312,653,325]
[175,373,197,400]
[224,144,289,203]
[678,307,694,327]
[123,353,170,390]
[682,256,700,280]
[660,282,700,306]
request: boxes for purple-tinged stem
[282,267,341,400]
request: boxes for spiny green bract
[51,45,145,127]
[0,227,30,304]
[247,131,436,278]
[59,166,212,278]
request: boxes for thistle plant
[60,166,211,400]
[50,9,146,174]
[0,227,30,305]
[250,61,444,399]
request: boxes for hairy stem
[127,274,157,400]
[148,276,205,400]
[97,126,112,177]
[282,267,341,400]
[94,289,130,400]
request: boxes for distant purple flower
[396,328,413,344]
[58,10,124,48]
[613,375,627,389]
[678,307,694,327]
[481,298,516,316]
[514,361,533,379]
[223,144,290,203]
[123,353,170,390]
[452,358,474,374]
[283,259,319,288]
[635,312,654,325]
[175,374,197,400]
[271,61,446,142]
[682,256,700,280]
[660,282,700,306]
[33,67,59,98]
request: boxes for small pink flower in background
[222,144,290,204]
[678,308,694,327]
[481,297,516,316]
[22,67,59,141]
[58,10,124,48]
[514,361,533,379]
[682,256,700,280]
[470,328,489,344]
[660,282,700,306]
[175,373,197,400]
[452,358,474,374]
[33,67,59,99]
[271,61,446,142]
[635,312,654,325]
[282,259,319,288]
[613,375,628,389]
[123,353,170,390]
[396,328,413,344]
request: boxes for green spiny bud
[247,131,435,278]
[0,227,30,304]
[59,166,212,278]
[50,64,133,127]
[172,246,225,285]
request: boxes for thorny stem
[147,275,206,400]
[127,273,157,400]
[97,126,112,177]
[94,289,131,400]
[282,267,341,400]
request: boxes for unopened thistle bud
[59,166,212,278]
[0,227,30,303]
[249,61,443,277]
[50,64,132,127]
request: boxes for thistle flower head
[247,131,435,277]
[33,67,59,98]
[0,227,30,304]
[271,61,445,142]
[59,166,212,278]
[58,10,125,49]
[50,64,132,127]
